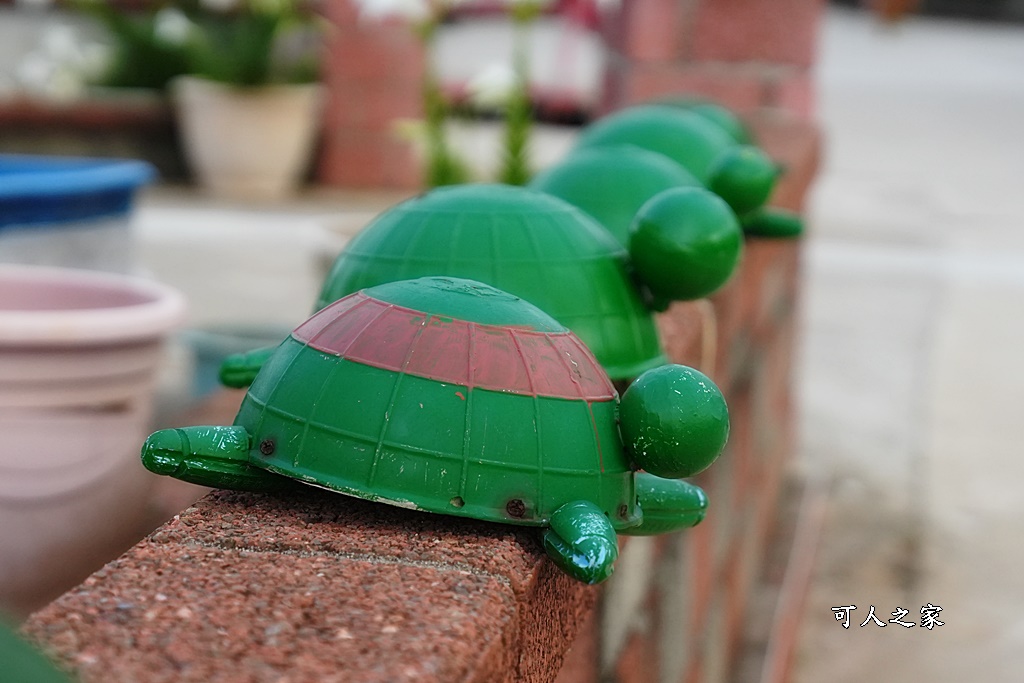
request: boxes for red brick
[553,610,599,683]
[602,61,769,115]
[609,0,687,63]
[318,129,422,189]
[325,30,425,86]
[614,629,661,683]
[655,300,708,371]
[24,487,596,683]
[322,0,360,25]
[767,70,817,121]
[317,0,428,189]
[690,0,826,67]
[750,116,822,213]
[686,513,717,631]
[322,81,422,132]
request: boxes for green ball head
[628,187,742,302]
[707,145,778,216]
[619,365,729,479]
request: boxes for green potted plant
[80,0,326,200]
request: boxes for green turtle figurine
[654,96,755,146]
[529,145,705,246]
[572,104,803,237]
[269,184,740,386]
[144,277,729,584]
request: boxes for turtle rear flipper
[220,346,276,388]
[542,500,619,584]
[622,472,707,536]
[741,207,803,238]
[142,426,292,493]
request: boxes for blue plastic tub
[0,155,157,272]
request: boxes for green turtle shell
[529,145,702,246]
[236,277,640,529]
[573,105,735,184]
[317,184,667,381]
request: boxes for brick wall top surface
[23,483,595,683]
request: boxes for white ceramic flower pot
[0,265,186,619]
[174,76,323,201]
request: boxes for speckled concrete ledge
[23,486,597,683]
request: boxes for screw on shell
[259,439,276,456]
[506,499,526,518]
[618,504,629,519]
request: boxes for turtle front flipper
[542,500,619,584]
[741,207,803,238]
[622,472,708,536]
[142,426,291,492]
[219,346,276,388]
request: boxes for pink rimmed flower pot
[0,265,186,619]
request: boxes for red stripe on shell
[293,293,616,401]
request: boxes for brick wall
[316,0,426,189]
[552,116,819,683]
[600,0,825,119]
[316,0,823,188]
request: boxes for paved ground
[794,8,1024,682]
[125,7,1024,681]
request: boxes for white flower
[15,52,84,102]
[355,0,472,23]
[466,62,517,109]
[355,0,432,22]
[41,24,83,63]
[15,52,54,92]
[154,8,193,45]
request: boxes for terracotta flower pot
[174,76,323,201]
[0,265,186,619]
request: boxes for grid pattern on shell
[237,340,632,522]
[317,205,663,379]
[292,293,616,401]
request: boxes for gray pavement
[794,8,1024,682]
[128,7,1024,681]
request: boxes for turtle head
[619,364,729,479]
[628,187,742,309]
[706,145,779,216]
